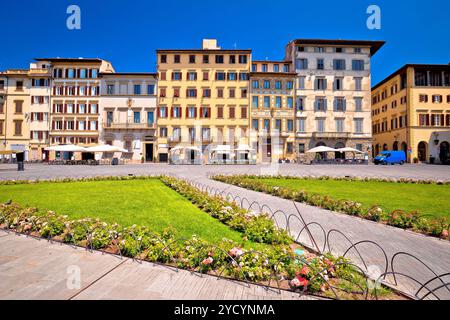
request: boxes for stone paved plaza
[1,162,449,299]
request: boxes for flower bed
[0,175,398,300]
[212,175,450,241]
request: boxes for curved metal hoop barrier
[185,178,450,300]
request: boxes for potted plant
[141,156,145,163]
[413,157,419,163]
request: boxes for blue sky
[1,0,449,85]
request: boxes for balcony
[312,132,350,139]
[103,122,156,130]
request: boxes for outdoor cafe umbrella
[84,144,128,153]
[306,146,337,153]
[44,144,87,152]
[336,147,364,154]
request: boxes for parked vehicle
[374,151,406,165]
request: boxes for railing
[103,122,156,129]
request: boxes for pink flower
[290,276,309,288]
[229,247,244,257]
[297,276,309,287]
[202,257,213,265]
[441,230,449,239]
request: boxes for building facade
[38,58,115,159]
[285,39,384,162]
[100,73,158,162]
[156,39,251,162]
[372,64,450,164]
[249,61,296,162]
[0,70,31,159]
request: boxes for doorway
[439,141,449,164]
[145,143,153,162]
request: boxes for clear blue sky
[1,0,449,85]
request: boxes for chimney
[202,39,220,50]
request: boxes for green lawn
[253,178,450,219]
[0,179,263,248]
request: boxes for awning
[0,150,19,155]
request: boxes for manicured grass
[0,179,263,248]
[253,178,450,219]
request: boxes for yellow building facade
[156,39,251,162]
[372,64,450,164]
[249,61,296,162]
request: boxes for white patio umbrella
[306,146,337,153]
[45,144,87,152]
[336,147,365,154]
[85,144,127,153]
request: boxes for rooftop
[288,38,385,56]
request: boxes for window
[335,47,343,53]
[252,80,259,89]
[354,118,363,133]
[203,55,209,63]
[172,71,182,81]
[315,97,327,111]
[203,71,209,80]
[315,78,327,90]
[228,72,237,81]
[159,127,167,137]
[263,80,270,89]
[263,119,270,130]
[0,80,4,90]
[252,64,257,72]
[187,72,197,81]
[264,96,270,108]
[252,119,259,130]
[298,119,306,132]
[172,107,182,118]
[316,119,325,132]
[287,97,293,109]
[189,55,196,63]
[354,48,362,53]
[296,58,308,70]
[252,96,259,108]
[287,120,294,132]
[275,81,282,89]
[238,55,247,64]
[298,77,305,89]
[298,143,305,153]
[134,85,141,95]
[229,55,236,64]
[241,88,247,98]
[229,107,235,119]
[160,55,167,63]
[419,94,428,102]
[241,106,247,119]
[334,77,344,90]
[14,100,23,114]
[16,81,23,90]
[297,96,305,111]
[147,84,155,95]
[217,88,224,98]
[200,107,210,118]
[79,104,86,114]
[317,58,324,70]
[215,55,224,64]
[352,60,364,71]
[159,106,167,118]
[419,114,429,126]
[275,119,281,130]
[107,84,114,95]
[91,69,98,78]
[174,87,180,98]
[229,88,235,98]
[202,128,211,140]
[216,72,226,80]
[432,95,443,103]
[174,55,180,63]
[355,77,363,91]
[336,119,344,132]
[431,114,443,126]
[275,96,282,108]
[334,97,346,112]
[186,88,197,98]
[273,64,279,72]
[283,64,289,72]
[186,106,195,118]
[90,104,98,114]
[286,81,293,90]
[67,69,75,78]
[203,88,211,97]
[79,69,87,78]
[239,72,248,81]
[333,59,346,70]
[217,106,223,118]
[14,120,22,135]
[355,97,363,112]
[298,46,305,52]
[262,64,268,72]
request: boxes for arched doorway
[418,141,427,162]
[383,143,388,151]
[315,141,327,160]
[375,144,380,156]
[439,141,450,164]
[393,141,399,151]
[334,142,345,159]
[401,142,408,161]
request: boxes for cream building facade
[100,73,158,162]
[156,39,251,162]
[285,39,384,161]
[372,64,450,164]
[249,61,296,162]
